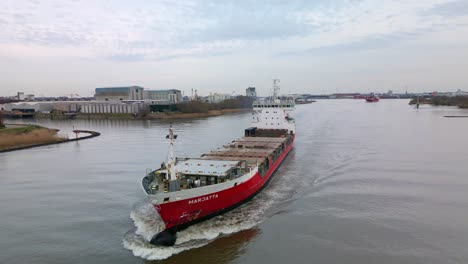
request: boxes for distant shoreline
[20,108,251,120]
[143,108,250,119]
[409,96,468,108]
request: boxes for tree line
[175,96,255,113]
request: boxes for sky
[1,0,468,97]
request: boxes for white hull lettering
[188,194,219,205]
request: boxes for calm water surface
[1,100,468,264]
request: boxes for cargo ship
[365,93,380,102]
[142,80,295,246]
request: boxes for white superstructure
[251,80,296,134]
[141,81,297,246]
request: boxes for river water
[1,100,468,264]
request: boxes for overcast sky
[1,0,468,97]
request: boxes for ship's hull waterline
[149,135,294,246]
[144,82,296,246]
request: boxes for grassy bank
[0,125,66,151]
[409,96,468,108]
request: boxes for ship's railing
[252,100,295,108]
[145,166,251,193]
[252,98,296,108]
[142,174,156,194]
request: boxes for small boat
[365,93,379,103]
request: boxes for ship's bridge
[251,98,295,134]
[252,98,295,109]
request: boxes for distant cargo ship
[295,99,316,104]
[365,93,380,102]
[141,80,295,246]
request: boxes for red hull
[365,97,379,102]
[154,135,295,230]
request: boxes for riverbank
[27,109,251,120]
[409,96,468,108]
[0,124,101,152]
[144,108,250,119]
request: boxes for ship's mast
[166,124,177,180]
[273,79,280,99]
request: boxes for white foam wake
[123,199,262,260]
[123,171,300,260]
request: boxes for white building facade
[207,93,232,103]
[94,86,145,102]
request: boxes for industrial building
[207,93,232,103]
[0,101,147,115]
[0,102,53,112]
[94,86,144,102]
[15,92,35,101]
[144,89,182,104]
[94,86,182,104]
[246,87,257,97]
[80,102,146,114]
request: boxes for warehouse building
[94,86,182,104]
[207,93,232,103]
[144,89,182,104]
[0,102,54,113]
[94,86,144,102]
[79,102,146,114]
[246,87,257,97]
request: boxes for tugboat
[365,93,380,102]
[141,79,295,246]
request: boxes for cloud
[0,0,468,62]
[106,53,147,62]
[276,0,468,56]
[179,0,319,42]
[425,0,468,17]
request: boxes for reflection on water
[123,198,262,261]
[151,228,260,264]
